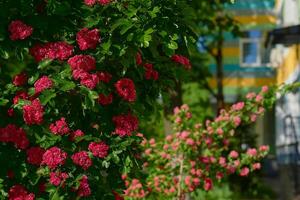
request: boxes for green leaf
[38,59,53,70]
[0,98,9,106]
[39,90,57,105]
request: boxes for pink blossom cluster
[76,28,100,50]
[0,124,29,149]
[23,99,44,125]
[50,171,69,186]
[49,117,70,135]
[34,76,53,93]
[112,113,139,137]
[8,20,33,40]
[84,0,111,6]
[8,185,35,200]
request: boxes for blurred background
[142,0,300,199]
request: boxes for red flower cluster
[8,185,35,200]
[8,20,33,41]
[13,72,28,86]
[88,141,109,158]
[34,76,53,93]
[136,52,143,65]
[144,63,159,80]
[97,71,112,83]
[13,91,29,104]
[98,93,113,105]
[171,54,191,70]
[50,171,69,186]
[68,55,96,72]
[26,146,45,165]
[49,117,70,135]
[76,28,100,50]
[0,124,29,149]
[84,0,111,6]
[115,78,136,102]
[70,129,85,141]
[77,175,91,197]
[42,147,67,170]
[112,113,139,137]
[80,73,99,89]
[71,151,92,170]
[23,99,44,125]
[30,42,74,62]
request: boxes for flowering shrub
[0,0,196,199]
[123,87,273,200]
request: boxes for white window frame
[239,38,261,67]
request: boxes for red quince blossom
[70,129,85,141]
[171,54,191,69]
[34,76,53,93]
[98,93,113,105]
[97,71,112,83]
[88,141,109,158]
[115,78,136,102]
[42,147,67,170]
[76,28,100,50]
[77,175,91,197]
[8,20,33,41]
[84,0,96,6]
[49,117,70,135]
[68,54,96,72]
[50,171,69,186]
[71,151,92,170]
[30,42,74,62]
[98,0,111,5]
[13,72,28,86]
[13,91,29,104]
[112,113,139,137]
[23,99,44,125]
[144,63,159,80]
[8,185,35,200]
[26,147,46,165]
[0,124,29,149]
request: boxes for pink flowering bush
[123,87,276,200]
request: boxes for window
[240,30,265,67]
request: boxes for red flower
[80,73,99,89]
[68,55,96,72]
[23,99,44,125]
[42,147,67,170]
[13,72,28,86]
[50,171,69,186]
[98,0,111,5]
[136,52,143,65]
[171,54,191,69]
[26,147,45,165]
[13,91,29,104]
[77,175,91,197]
[76,28,100,50]
[71,151,92,170]
[34,76,53,93]
[84,0,96,6]
[0,124,29,149]
[97,71,112,83]
[112,191,124,200]
[112,113,139,137]
[144,63,158,80]
[72,69,89,81]
[69,129,85,141]
[98,93,113,105]
[8,20,33,41]
[88,141,109,158]
[30,42,74,62]
[8,185,35,200]
[49,117,70,135]
[204,178,213,191]
[115,78,136,102]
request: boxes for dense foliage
[0,0,199,199]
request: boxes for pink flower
[8,20,33,40]
[255,94,263,102]
[26,147,45,165]
[23,99,44,125]
[204,178,213,191]
[240,167,249,176]
[49,117,70,135]
[246,148,257,157]
[71,151,92,170]
[186,138,195,146]
[115,78,136,102]
[70,129,85,141]
[13,72,27,86]
[171,54,191,69]
[229,150,239,159]
[216,172,224,180]
[216,128,224,135]
[184,176,191,186]
[88,141,109,158]
[68,55,96,72]
[112,113,139,137]
[8,185,35,200]
[233,116,241,126]
[252,163,261,170]
[84,0,96,6]
[50,171,68,186]
[259,145,269,152]
[250,114,257,122]
[232,102,244,111]
[42,147,67,170]
[97,71,112,83]
[98,93,113,105]
[76,28,100,50]
[261,86,269,93]
[34,76,53,93]
[77,175,91,197]
[246,92,256,99]
[80,73,99,89]
[219,157,226,167]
